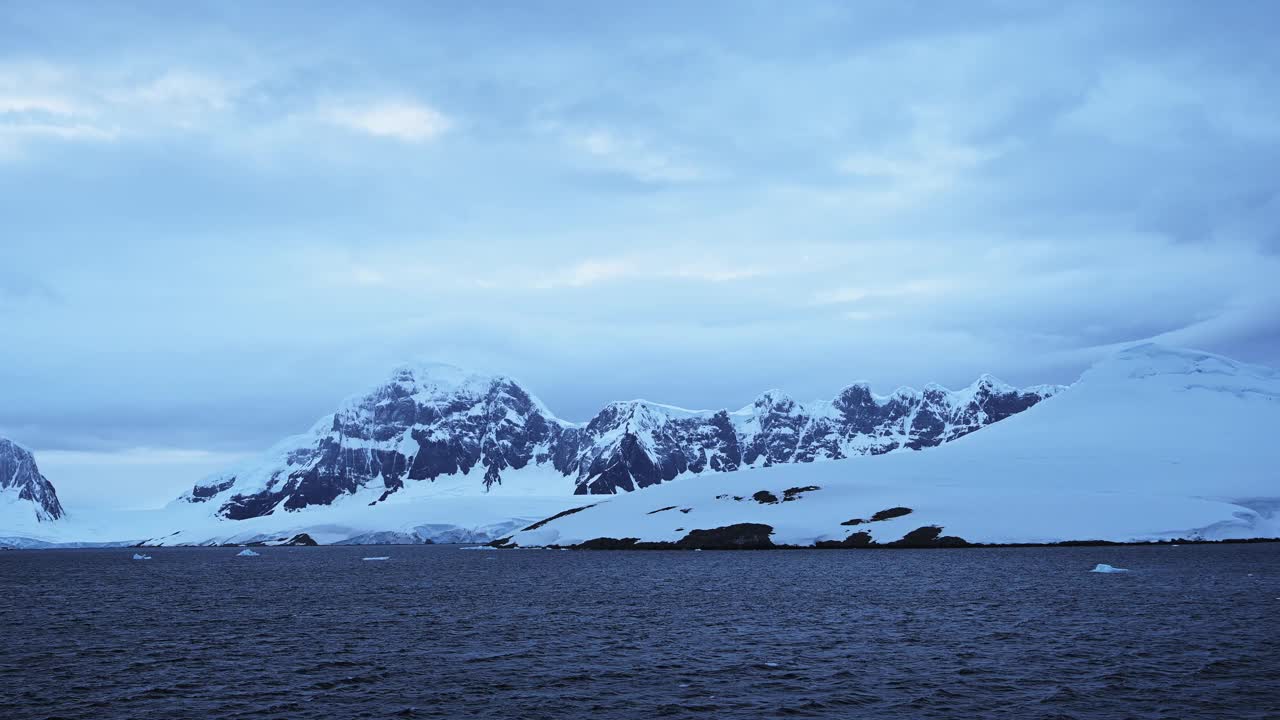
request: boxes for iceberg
[362,556,390,561]
[132,553,152,560]
[236,548,260,557]
[1090,563,1130,573]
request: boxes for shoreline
[496,536,1280,551]
[5,536,1279,551]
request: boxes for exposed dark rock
[284,533,318,546]
[752,490,780,505]
[576,537,641,550]
[816,531,873,548]
[647,506,678,515]
[190,478,234,502]
[568,523,776,550]
[677,523,776,550]
[886,526,970,548]
[842,506,915,526]
[782,486,820,501]
[521,503,598,532]
[871,506,913,522]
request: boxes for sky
[2,1,1279,510]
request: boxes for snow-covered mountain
[176,362,1059,521]
[500,345,1280,548]
[0,437,64,524]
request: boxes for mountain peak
[0,437,65,522]
[386,362,499,393]
[752,389,798,411]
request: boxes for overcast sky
[3,1,1279,510]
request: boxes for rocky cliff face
[0,438,65,522]
[181,363,1061,520]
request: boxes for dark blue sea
[2,544,1277,719]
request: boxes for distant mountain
[500,344,1280,548]
[178,363,1060,520]
[0,438,64,522]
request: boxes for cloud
[4,1,1280,502]
[321,99,452,142]
[834,118,1013,211]
[533,256,766,289]
[0,94,83,115]
[570,128,706,184]
[0,67,115,152]
[0,63,238,155]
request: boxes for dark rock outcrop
[571,523,777,550]
[677,523,776,549]
[752,490,780,505]
[816,531,874,548]
[886,526,970,548]
[843,506,915,526]
[0,438,64,521]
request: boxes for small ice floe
[459,546,497,551]
[765,662,780,667]
[1090,563,1130,573]
[132,553,152,561]
[236,548,260,557]
[362,556,391,561]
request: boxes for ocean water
[1,544,1277,719]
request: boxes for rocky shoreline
[488,521,1280,551]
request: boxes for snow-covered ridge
[501,344,1280,548]
[178,362,1062,520]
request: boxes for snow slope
[502,345,1280,547]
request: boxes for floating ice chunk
[1090,563,1130,573]
[362,556,390,561]
[459,546,498,551]
[236,548,260,557]
[132,553,152,560]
